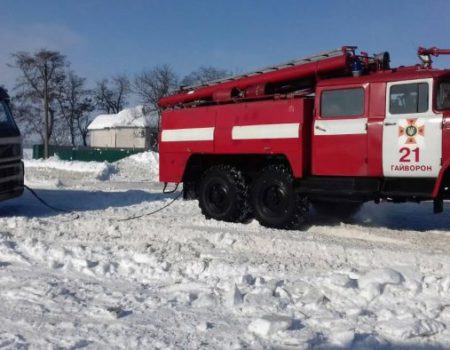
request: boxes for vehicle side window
[321,88,364,117]
[437,81,450,110]
[389,83,428,114]
[0,102,16,128]
[0,101,19,136]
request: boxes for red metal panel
[286,151,304,178]
[369,82,386,118]
[442,114,450,165]
[301,99,314,175]
[159,98,309,182]
[367,118,384,176]
[367,82,386,176]
[159,108,216,183]
[159,153,191,183]
[313,134,368,175]
[215,99,302,151]
[433,112,450,196]
[312,84,369,176]
[161,107,215,129]
[214,99,305,177]
[159,108,215,154]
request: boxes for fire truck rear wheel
[198,165,251,223]
[251,165,308,229]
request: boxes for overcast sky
[1,0,450,91]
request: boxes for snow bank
[25,156,111,173]
[113,151,159,182]
[24,151,159,183]
[25,156,115,182]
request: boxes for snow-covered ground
[1,153,450,349]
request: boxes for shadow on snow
[308,200,450,232]
[1,187,450,232]
[0,187,177,218]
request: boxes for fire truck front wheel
[198,165,251,223]
[251,165,308,229]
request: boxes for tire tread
[199,164,251,223]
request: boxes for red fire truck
[158,46,450,229]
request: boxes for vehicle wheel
[311,200,362,220]
[251,165,308,229]
[198,165,251,223]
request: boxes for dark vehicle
[0,87,23,202]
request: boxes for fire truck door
[312,86,368,176]
[382,79,442,177]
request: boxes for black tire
[251,165,308,229]
[311,200,362,220]
[198,165,251,223]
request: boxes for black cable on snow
[24,184,182,222]
[25,184,72,213]
[116,191,182,221]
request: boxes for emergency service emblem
[390,117,434,174]
[398,118,425,146]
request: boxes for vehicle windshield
[437,79,450,110]
[0,100,19,136]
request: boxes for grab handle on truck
[163,182,179,194]
[315,125,327,132]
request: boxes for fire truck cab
[158,46,450,229]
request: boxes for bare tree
[10,101,42,144]
[181,66,230,87]
[76,98,95,146]
[133,65,178,110]
[56,71,94,146]
[94,75,130,114]
[10,49,67,158]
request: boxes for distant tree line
[8,48,231,153]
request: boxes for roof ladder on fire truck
[181,47,356,91]
[159,46,358,108]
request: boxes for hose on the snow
[25,185,73,214]
[25,184,182,222]
[116,191,182,221]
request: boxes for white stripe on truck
[314,118,367,136]
[232,123,300,140]
[161,127,215,142]
[161,123,301,142]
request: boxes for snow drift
[24,151,159,184]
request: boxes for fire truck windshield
[0,101,19,136]
[437,79,450,110]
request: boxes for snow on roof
[88,106,159,130]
